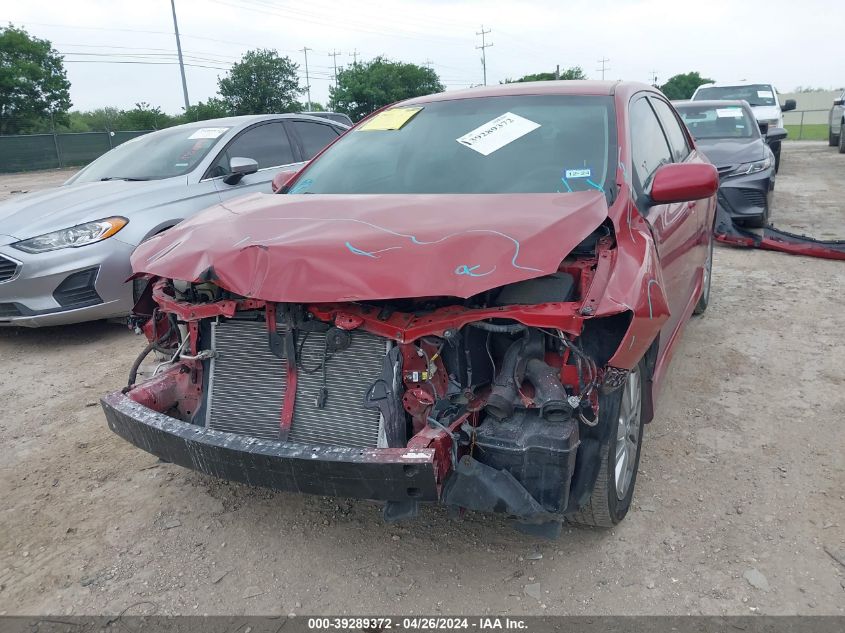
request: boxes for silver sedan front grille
[0,254,21,283]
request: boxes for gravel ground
[0,143,843,616]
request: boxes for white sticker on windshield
[757,90,774,99]
[456,112,540,156]
[188,127,230,140]
[565,168,591,178]
[716,108,743,118]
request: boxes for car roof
[674,99,750,108]
[176,113,346,129]
[400,80,655,106]
[696,81,774,88]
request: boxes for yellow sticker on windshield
[358,106,423,131]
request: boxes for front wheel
[772,142,781,173]
[693,238,714,315]
[830,129,840,147]
[839,127,845,154]
[569,360,646,527]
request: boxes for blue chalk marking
[559,177,573,193]
[585,178,605,193]
[289,178,314,194]
[646,279,660,319]
[345,241,378,258]
[455,264,495,277]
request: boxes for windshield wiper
[100,177,150,181]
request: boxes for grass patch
[784,124,829,141]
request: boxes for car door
[287,119,342,161]
[206,121,300,200]
[629,95,699,347]
[649,95,712,308]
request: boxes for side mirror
[271,169,301,193]
[834,99,844,106]
[223,156,259,185]
[781,99,797,112]
[766,127,788,143]
[649,163,718,206]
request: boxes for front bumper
[717,170,774,221]
[101,391,439,502]
[0,238,135,327]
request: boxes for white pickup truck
[691,82,796,171]
[829,89,845,152]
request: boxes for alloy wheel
[614,366,642,500]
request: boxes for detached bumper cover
[714,206,845,261]
[101,391,438,501]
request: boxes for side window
[291,120,340,159]
[650,98,691,162]
[629,97,674,193]
[209,122,294,176]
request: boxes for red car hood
[132,192,608,302]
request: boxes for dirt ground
[0,143,843,616]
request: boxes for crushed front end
[103,229,642,532]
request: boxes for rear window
[288,95,617,198]
[676,104,758,139]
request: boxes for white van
[691,82,796,171]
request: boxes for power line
[475,26,492,86]
[597,57,610,80]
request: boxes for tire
[830,130,840,147]
[693,237,714,315]
[839,126,845,154]
[568,359,646,527]
[772,143,781,173]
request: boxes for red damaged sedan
[103,81,718,536]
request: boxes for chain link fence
[0,130,152,173]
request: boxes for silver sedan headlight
[12,217,129,254]
[728,157,772,177]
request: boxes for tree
[218,49,302,115]
[504,66,587,83]
[659,72,713,100]
[329,57,444,121]
[0,24,71,134]
[121,102,173,130]
[180,98,231,122]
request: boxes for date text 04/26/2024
[307,617,528,630]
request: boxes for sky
[5,0,843,114]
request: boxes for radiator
[206,319,387,448]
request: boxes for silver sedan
[0,114,346,327]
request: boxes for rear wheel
[569,360,646,527]
[839,126,845,154]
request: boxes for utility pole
[476,26,492,86]
[423,58,434,69]
[650,70,659,87]
[328,49,341,87]
[301,46,312,110]
[170,0,190,111]
[348,48,359,65]
[555,64,560,80]
[596,57,610,81]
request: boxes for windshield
[676,104,758,140]
[289,95,616,197]
[693,84,777,107]
[69,125,229,183]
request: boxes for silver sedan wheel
[614,366,642,500]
